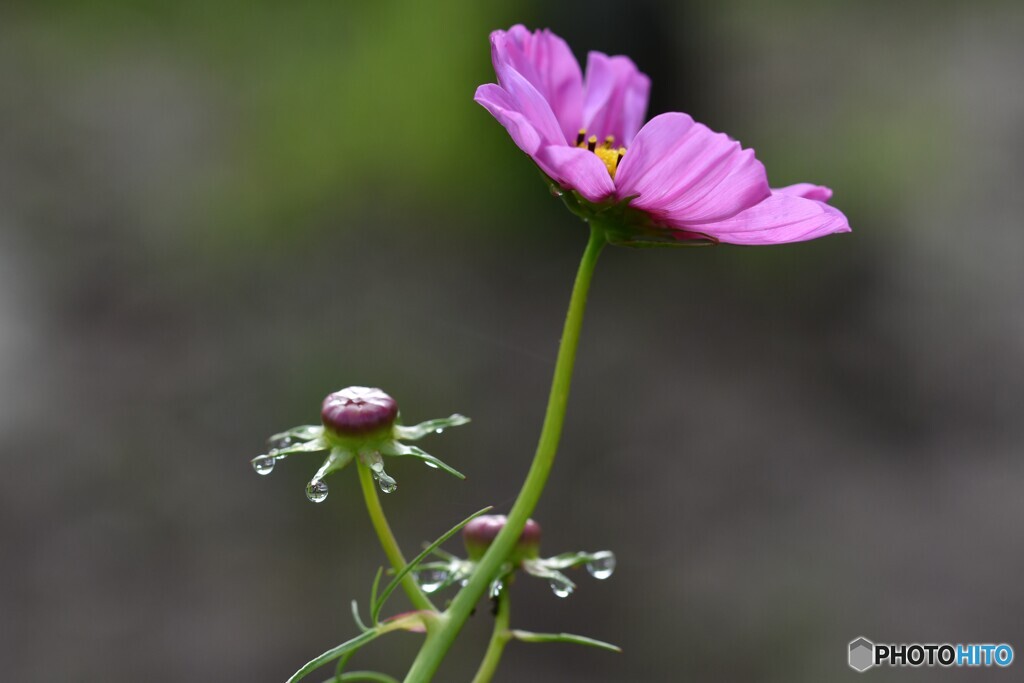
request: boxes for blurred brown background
[2,1,1023,681]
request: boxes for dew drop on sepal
[489,580,504,599]
[252,455,276,476]
[415,568,450,593]
[305,479,328,503]
[585,551,616,580]
[548,576,574,598]
[374,471,398,494]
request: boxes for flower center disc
[576,130,626,178]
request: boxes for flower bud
[462,514,542,562]
[321,386,398,440]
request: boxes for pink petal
[475,83,544,155]
[534,145,616,202]
[615,112,770,224]
[582,52,651,146]
[490,26,584,145]
[476,78,613,201]
[694,193,851,245]
[775,183,833,202]
[494,62,567,147]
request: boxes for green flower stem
[403,223,606,681]
[469,590,512,683]
[356,461,435,614]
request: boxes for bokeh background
[3,1,1023,681]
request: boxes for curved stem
[357,461,435,613]
[470,590,512,683]
[334,673,401,683]
[404,224,606,681]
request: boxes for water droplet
[414,568,450,593]
[549,185,564,197]
[252,455,276,476]
[423,461,439,469]
[489,580,504,599]
[548,577,574,598]
[460,578,469,588]
[585,551,616,580]
[434,428,444,434]
[305,479,328,503]
[268,435,294,450]
[375,471,397,494]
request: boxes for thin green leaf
[510,630,621,653]
[368,567,384,624]
[371,506,492,623]
[286,630,380,683]
[428,546,460,562]
[351,600,369,633]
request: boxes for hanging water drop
[252,455,276,476]
[423,460,439,469]
[267,435,295,450]
[549,185,564,197]
[414,568,450,593]
[434,428,444,434]
[489,579,504,599]
[548,576,574,598]
[375,471,397,494]
[585,551,616,580]
[305,479,329,503]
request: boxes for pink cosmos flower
[475,25,850,246]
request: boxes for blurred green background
[3,1,1023,681]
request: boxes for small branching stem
[470,591,512,683]
[357,461,435,614]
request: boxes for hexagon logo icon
[849,637,875,672]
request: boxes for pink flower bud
[321,386,398,439]
[462,514,542,562]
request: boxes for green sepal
[265,437,330,460]
[313,449,355,480]
[535,551,605,571]
[393,414,470,441]
[269,425,324,443]
[381,442,465,480]
[540,170,719,248]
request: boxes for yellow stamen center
[576,129,626,178]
